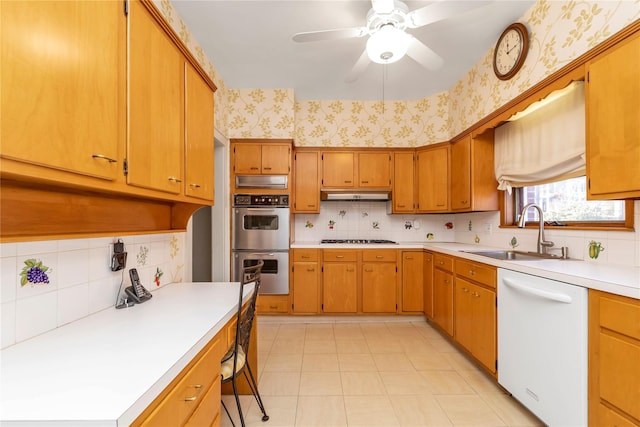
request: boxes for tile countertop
[291,241,640,299]
[0,282,252,427]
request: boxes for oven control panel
[233,194,289,207]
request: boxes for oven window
[243,215,279,231]
[242,258,278,274]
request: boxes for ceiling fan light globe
[366,25,410,64]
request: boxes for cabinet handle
[405,256,413,260]
[250,167,259,170]
[189,183,201,188]
[307,268,315,272]
[307,204,316,208]
[376,255,383,259]
[469,270,475,275]
[168,176,182,183]
[436,203,445,207]
[263,167,272,170]
[346,268,354,272]
[269,305,278,309]
[444,279,450,284]
[344,180,352,183]
[438,261,444,265]
[473,292,480,297]
[398,204,406,208]
[92,154,117,163]
[364,268,374,272]
[335,255,344,259]
[361,180,369,184]
[184,396,197,402]
[301,255,310,259]
[462,287,469,292]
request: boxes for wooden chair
[221,261,269,427]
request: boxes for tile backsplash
[1,233,185,349]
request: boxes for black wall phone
[125,268,152,303]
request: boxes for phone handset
[125,268,152,303]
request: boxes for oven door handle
[245,208,277,212]
[248,253,277,257]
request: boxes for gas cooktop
[320,239,397,244]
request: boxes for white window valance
[494,81,585,193]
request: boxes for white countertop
[291,241,640,299]
[0,282,252,426]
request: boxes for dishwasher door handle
[502,278,573,304]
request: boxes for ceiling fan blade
[406,0,491,29]
[292,27,367,43]
[371,0,395,14]
[406,36,444,71]
[345,49,371,83]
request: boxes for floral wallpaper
[160,0,639,145]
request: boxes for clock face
[493,23,528,80]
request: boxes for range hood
[320,190,391,202]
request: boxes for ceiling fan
[292,0,487,82]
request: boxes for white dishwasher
[498,268,588,426]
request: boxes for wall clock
[493,23,529,80]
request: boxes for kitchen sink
[463,250,567,261]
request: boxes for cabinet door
[417,145,449,212]
[233,144,262,174]
[454,280,474,351]
[322,152,354,187]
[292,261,319,313]
[586,32,640,199]
[423,252,434,319]
[470,282,496,373]
[393,152,415,212]
[358,152,391,188]
[1,1,123,180]
[402,252,423,312]
[322,262,357,313]
[293,151,320,213]
[129,0,184,194]
[433,269,453,335]
[261,145,290,174]
[362,263,397,313]
[451,138,471,210]
[185,63,214,201]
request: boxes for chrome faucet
[518,203,555,255]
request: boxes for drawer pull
[473,292,480,297]
[444,279,449,284]
[361,180,369,184]
[405,256,413,260]
[376,255,383,259]
[307,268,315,272]
[469,270,475,275]
[91,154,117,163]
[301,255,310,259]
[346,268,354,272]
[335,255,344,259]
[438,261,444,265]
[269,305,278,309]
[397,204,406,208]
[344,180,352,184]
[364,268,374,272]
[250,167,259,170]
[192,384,203,389]
[462,287,469,292]
[189,183,201,188]
[184,396,197,402]
[307,204,316,208]
[168,176,183,183]
[263,167,272,170]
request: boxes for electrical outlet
[483,223,492,234]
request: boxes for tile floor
[221,316,544,427]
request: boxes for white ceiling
[171,0,535,101]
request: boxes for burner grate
[320,239,397,244]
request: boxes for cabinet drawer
[141,336,223,426]
[600,333,640,421]
[597,403,639,427]
[293,249,319,262]
[434,254,453,272]
[323,250,357,262]
[184,376,221,427]
[362,249,397,262]
[455,259,496,289]
[600,295,640,341]
[256,295,289,313]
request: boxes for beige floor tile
[338,353,377,371]
[341,371,386,395]
[429,337,460,353]
[258,324,280,341]
[258,371,301,396]
[446,351,481,371]
[407,351,454,370]
[389,395,454,427]
[303,339,336,354]
[344,396,400,427]
[221,394,255,427]
[479,392,544,427]
[277,325,307,340]
[295,396,347,427]
[305,324,335,340]
[366,338,404,353]
[333,324,365,339]
[271,338,305,354]
[457,369,503,394]
[379,371,432,395]
[372,352,416,372]
[243,395,297,427]
[263,353,303,372]
[398,337,437,354]
[299,371,343,395]
[420,370,475,395]
[335,338,370,354]
[361,328,395,341]
[301,353,340,372]
[436,395,506,427]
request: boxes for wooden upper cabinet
[450,131,498,212]
[0,1,124,180]
[233,142,290,175]
[293,151,320,213]
[392,152,416,213]
[358,152,391,188]
[128,0,184,194]
[586,31,640,199]
[185,63,214,201]
[417,144,450,212]
[322,152,355,187]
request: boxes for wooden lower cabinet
[589,290,640,426]
[134,331,225,427]
[323,261,358,313]
[362,262,397,313]
[401,251,423,313]
[291,249,320,314]
[432,254,454,336]
[256,295,289,314]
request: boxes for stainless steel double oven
[232,194,290,294]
